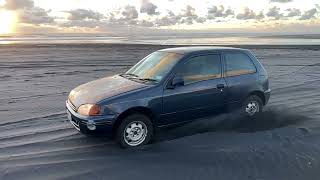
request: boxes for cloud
[101,5,140,26]
[121,5,139,20]
[66,9,104,21]
[60,9,105,28]
[154,5,206,26]
[2,0,320,33]
[60,20,102,28]
[140,0,159,15]
[18,7,54,24]
[270,0,293,3]
[266,6,283,20]
[179,5,205,25]
[182,5,197,18]
[138,20,154,27]
[207,5,234,19]
[299,8,317,20]
[195,17,206,23]
[2,0,54,25]
[3,0,34,10]
[236,7,264,20]
[154,11,180,26]
[286,8,301,17]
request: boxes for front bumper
[264,89,271,105]
[66,101,116,133]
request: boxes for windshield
[124,52,182,83]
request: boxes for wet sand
[1,44,320,180]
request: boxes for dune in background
[1,44,320,180]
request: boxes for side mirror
[171,76,184,87]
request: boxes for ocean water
[1,34,320,45]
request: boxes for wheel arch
[248,90,266,105]
[112,106,155,134]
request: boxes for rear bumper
[264,89,271,105]
[66,101,116,134]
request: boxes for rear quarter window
[225,52,256,77]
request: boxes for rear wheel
[243,95,263,117]
[116,114,153,148]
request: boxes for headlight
[68,90,77,103]
[77,104,101,116]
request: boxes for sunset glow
[0,10,17,34]
[0,0,319,34]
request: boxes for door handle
[217,84,225,89]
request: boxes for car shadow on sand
[83,106,310,147]
[154,106,310,143]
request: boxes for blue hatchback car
[66,46,270,148]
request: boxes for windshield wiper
[120,73,139,78]
[120,74,158,83]
[138,78,158,82]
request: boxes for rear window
[225,53,256,77]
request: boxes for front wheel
[116,114,154,148]
[242,95,263,117]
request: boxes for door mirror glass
[172,76,184,87]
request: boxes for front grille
[68,99,77,111]
[71,118,80,127]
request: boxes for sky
[0,0,319,35]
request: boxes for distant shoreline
[1,34,320,46]
[1,43,320,50]
[259,34,320,39]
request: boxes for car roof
[158,46,248,55]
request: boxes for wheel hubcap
[124,121,148,146]
[245,101,259,116]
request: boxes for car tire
[116,114,154,148]
[242,95,263,118]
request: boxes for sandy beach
[1,44,320,180]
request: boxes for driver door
[160,54,227,126]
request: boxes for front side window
[177,54,222,84]
[225,53,256,77]
[125,52,182,82]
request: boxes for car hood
[69,75,147,108]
